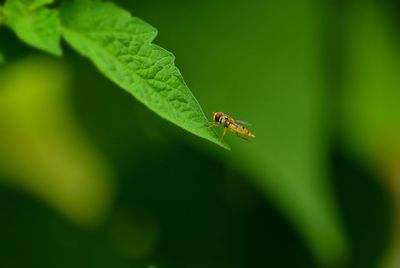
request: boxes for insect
[208,112,256,142]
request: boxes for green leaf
[0,50,4,64]
[0,56,114,226]
[3,0,61,55]
[343,5,400,267]
[0,6,5,25]
[60,0,227,149]
[28,0,54,11]
[343,3,400,165]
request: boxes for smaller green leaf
[60,0,227,149]
[0,57,114,226]
[29,0,54,11]
[3,0,61,55]
[0,50,4,65]
[0,6,5,25]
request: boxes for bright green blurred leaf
[343,3,400,166]
[0,56,114,226]
[3,0,61,55]
[28,0,54,11]
[343,4,400,268]
[60,0,227,150]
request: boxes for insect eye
[214,112,222,122]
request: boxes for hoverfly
[208,112,256,142]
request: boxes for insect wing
[236,119,252,126]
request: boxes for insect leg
[236,133,249,142]
[205,122,218,128]
[221,127,228,142]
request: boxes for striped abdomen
[228,122,256,138]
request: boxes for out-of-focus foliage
[181,0,347,263]
[0,49,4,63]
[342,2,400,268]
[0,57,114,225]
[343,2,400,168]
[0,0,398,267]
[153,0,349,264]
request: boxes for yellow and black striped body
[227,121,256,138]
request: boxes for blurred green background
[0,0,399,267]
